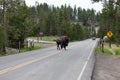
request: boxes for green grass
[28,36,58,41]
[96,42,120,55]
[104,48,113,55]
[96,46,112,55]
[0,36,58,57]
[114,48,120,55]
[0,46,42,57]
[95,47,101,53]
[20,46,42,52]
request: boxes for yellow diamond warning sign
[107,31,113,37]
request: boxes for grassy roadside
[0,46,42,57]
[113,48,120,55]
[96,46,112,55]
[0,36,57,57]
[96,42,120,56]
[27,36,58,41]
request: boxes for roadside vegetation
[96,42,120,56]
[0,36,58,57]
[96,46,112,55]
[114,48,120,55]
[27,36,58,41]
[0,45,42,57]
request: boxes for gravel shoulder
[92,53,120,80]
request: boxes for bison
[56,36,69,50]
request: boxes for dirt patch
[92,53,120,80]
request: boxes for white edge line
[77,42,97,80]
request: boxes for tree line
[96,0,120,44]
[0,0,98,54]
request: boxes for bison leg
[57,44,60,50]
[61,44,63,49]
[61,43,66,50]
[63,45,66,50]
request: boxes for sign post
[40,32,43,40]
[107,31,113,48]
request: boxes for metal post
[109,38,111,48]
[101,39,104,53]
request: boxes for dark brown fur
[56,36,69,50]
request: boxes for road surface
[0,39,98,80]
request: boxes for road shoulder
[92,53,120,80]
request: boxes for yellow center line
[0,52,58,75]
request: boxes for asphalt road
[0,39,98,80]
